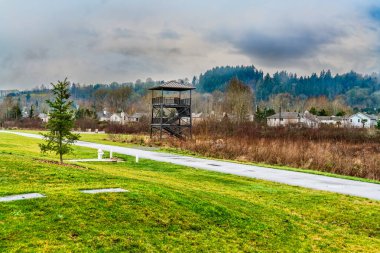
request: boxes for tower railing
[152,97,191,105]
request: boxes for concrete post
[98,149,104,160]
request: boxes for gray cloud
[232,26,346,64]
[113,28,137,39]
[158,29,181,40]
[0,0,380,89]
[24,48,49,61]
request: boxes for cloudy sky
[1,0,380,89]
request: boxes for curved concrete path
[1,130,380,201]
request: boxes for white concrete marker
[80,188,128,194]
[0,193,45,202]
[97,148,104,160]
[110,149,113,159]
[136,154,139,163]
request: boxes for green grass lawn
[12,129,144,148]
[1,133,380,252]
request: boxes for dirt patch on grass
[33,158,90,170]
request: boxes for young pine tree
[39,78,80,164]
[29,105,34,118]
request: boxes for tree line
[2,65,380,127]
[196,66,380,109]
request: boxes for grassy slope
[0,133,379,252]
[11,129,380,184]
[12,130,140,148]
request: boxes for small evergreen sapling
[39,78,80,163]
[376,120,380,130]
[361,118,368,128]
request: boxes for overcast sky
[1,0,380,89]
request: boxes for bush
[74,118,100,131]
[2,118,43,129]
[105,121,149,134]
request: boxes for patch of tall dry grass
[165,120,380,180]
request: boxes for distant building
[21,107,29,118]
[128,112,147,123]
[267,111,319,128]
[109,112,128,124]
[97,110,148,124]
[96,110,111,122]
[38,113,49,123]
[348,112,378,128]
[302,111,320,128]
[317,116,349,127]
[267,111,379,128]
[192,112,204,123]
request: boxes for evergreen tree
[361,119,368,128]
[192,76,197,85]
[317,109,328,116]
[309,107,318,115]
[39,78,80,164]
[376,120,380,130]
[336,111,346,116]
[10,104,21,119]
[29,105,34,118]
[26,93,31,103]
[255,107,275,124]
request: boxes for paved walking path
[1,130,380,201]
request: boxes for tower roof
[149,80,196,91]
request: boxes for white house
[267,111,319,128]
[317,116,349,127]
[192,112,204,123]
[302,111,320,128]
[128,112,146,123]
[97,110,148,124]
[110,112,128,124]
[267,112,302,127]
[38,113,49,123]
[97,110,111,122]
[348,112,378,128]
[21,107,29,118]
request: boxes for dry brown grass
[163,120,380,180]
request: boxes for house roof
[38,113,48,118]
[192,112,203,117]
[130,112,146,118]
[303,111,320,123]
[96,111,110,119]
[111,113,121,118]
[149,80,196,91]
[350,112,378,120]
[111,112,129,118]
[317,116,344,121]
[267,111,322,123]
[267,112,301,119]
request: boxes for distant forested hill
[196,66,380,108]
[197,66,263,93]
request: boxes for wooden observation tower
[149,81,195,139]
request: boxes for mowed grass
[0,133,379,252]
[12,129,143,148]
